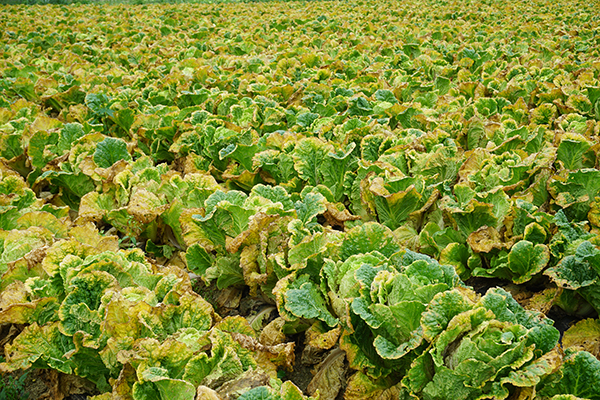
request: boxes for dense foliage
[1,0,600,398]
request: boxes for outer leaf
[539,350,600,400]
[562,319,600,358]
[94,137,132,168]
[344,372,408,400]
[341,222,399,260]
[556,135,592,171]
[132,378,196,400]
[306,348,346,399]
[0,322,76,374]
[369,177,422,230]
[507,240,550,284]
[292,137,332,186]
[283,277,338,327]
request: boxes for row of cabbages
[0,161,599,399]
[5,109,600,292]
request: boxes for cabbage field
[1,0,600,398]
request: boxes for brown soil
[0,367,98,400]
